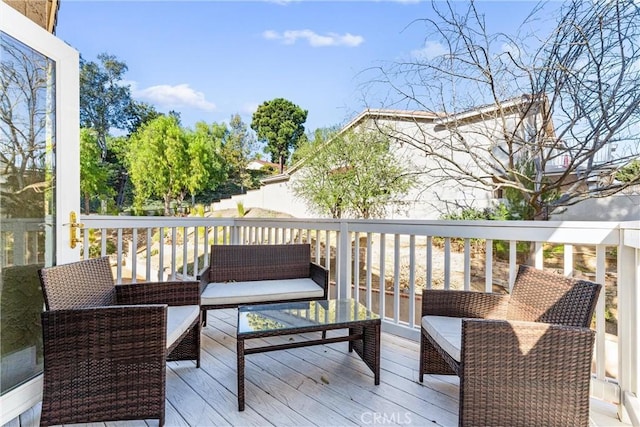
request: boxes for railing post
[231,222,240,245]
[619,222,640,425]
[338,220,350,299]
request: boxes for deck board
[5,308,628,427]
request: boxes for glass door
[0,3,79,423]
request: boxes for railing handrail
[82,216,623,245]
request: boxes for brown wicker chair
[38,257,201,427]
[419,265,601,427]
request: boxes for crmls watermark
[360,411,412,425]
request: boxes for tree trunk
[164,194,171,216]
[116,173,128,208]
[84,192,91,214]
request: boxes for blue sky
[56,0,557,133]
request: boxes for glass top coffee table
[236,299,381,411]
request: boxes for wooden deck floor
[7,309,628,427]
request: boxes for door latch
[68,211,84,249]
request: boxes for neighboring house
[214,96,625,220]
[246,159,279,171]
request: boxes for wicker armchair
[419,265,601,427]
[38,257,201,427]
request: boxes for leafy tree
[185,121,227,204]
[106,135,132,208]
[128,115,190,215]
[291,127,338,165]
[251,98,308,174]
[128,116,226,215]
[365,0,640,219]
[80,53,132,157]
[80,129,113,214]
[125,101,162,135]
[292,129,415,218]
[221,114,257,192]
[616,159,640,183]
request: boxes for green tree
[221,114,256,192]
[106,135,132,208]
[125,101,162,135]
[293,130,415,219]
[185,121,228,204]
[128,116,226,215]
[80,129,114,214]
[128,115,190,215]
[251,98,308,174]
[80,53,132,158]
[616,159,640,183]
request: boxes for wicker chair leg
[201,308,208,327]
[419,332,425,382]
[420,329,457,376]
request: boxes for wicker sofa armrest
[40,305,168,426]
[459,318,595,426]
[116,281,200,306]
[310,262,329,296]
[421,289,509,319]
[197,266,210,294]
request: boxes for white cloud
[241,102,261,115]
[411,40,448,60]
[134,83,216,112]
[262,29,364,47]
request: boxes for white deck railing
[46,216,640,422]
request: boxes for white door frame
[0,2,79,423]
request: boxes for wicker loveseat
[38,257,201,427]
[419,265,601,427]
[198,244,328,323]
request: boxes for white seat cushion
[422,315,463,362]
[166,305,200,349]
[201,278,324,306]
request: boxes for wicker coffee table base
[236,322,381,411]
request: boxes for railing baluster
[444,237,451,290]
[354,232,360,306]
[409,235,416,329]
[595,244,607,381]
[564,243,573,276]
[509,240,517,291]
[534,241,544,269]
[101,228,107,257]
[393,235,400,324]
[131,228,138,283]
[171,228,177,280]
[116,229,123,284]
[426,236,432,290]
[182,226,188,277]
[464,238,471,291]
[159,227,165,281]
[366,232,372,309]
[193,225,199,277]
[146,227,152,281]
[485,239,493,292]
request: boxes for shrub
[236,201,246,217]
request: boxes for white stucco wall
[550,194,640,222]
[211,178,321,218]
